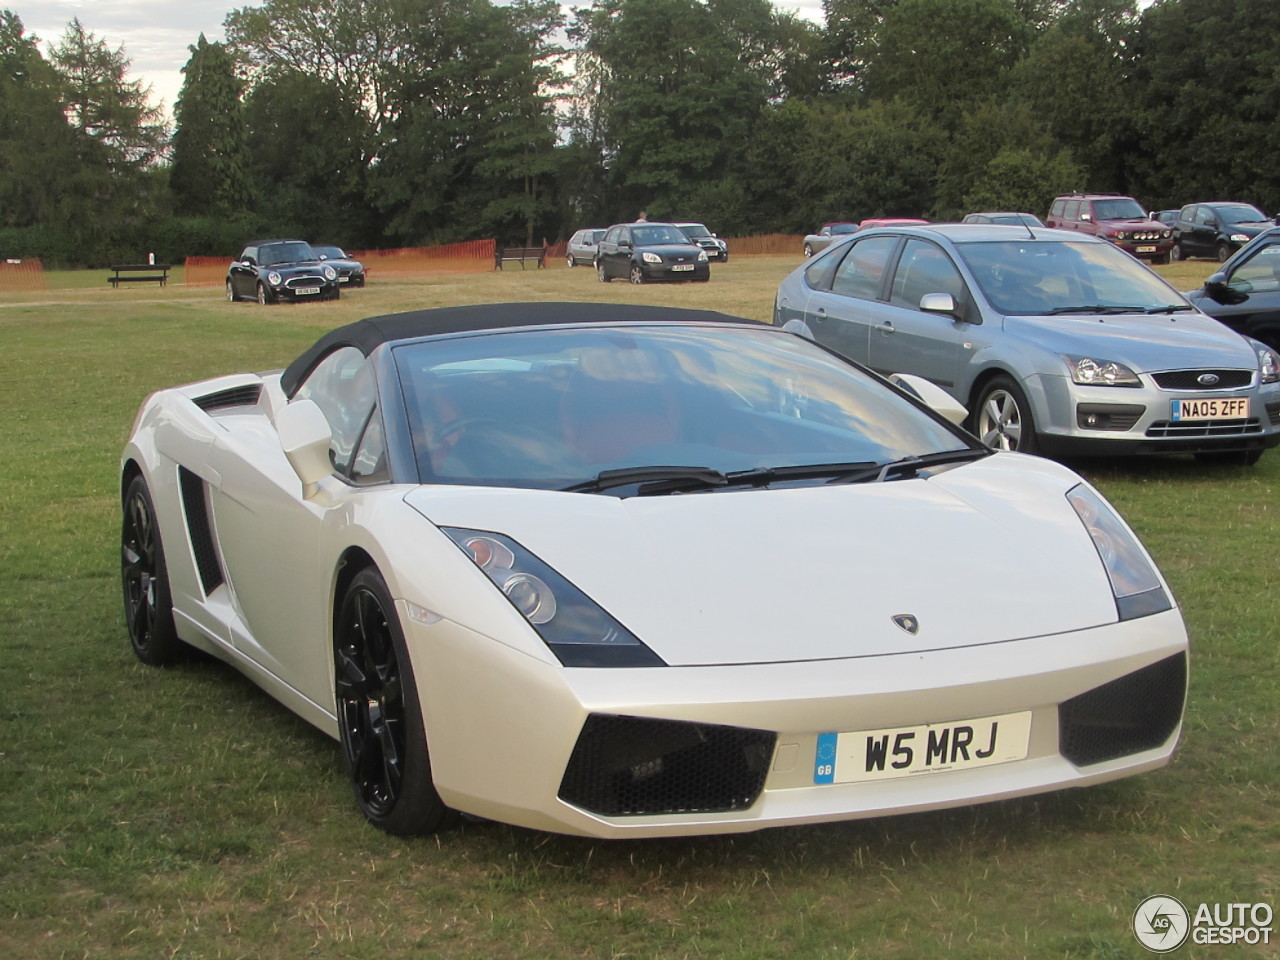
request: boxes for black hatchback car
[1185,227,1280,351]
[595,222,710,284]
[226,239,340,304]
[1171,202,1273,262]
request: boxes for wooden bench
[108,263,171,287]
[494,246,547,270]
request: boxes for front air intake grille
[1152,370,1252,390]
[192,384,262,412]
[178,467,224,595]
[1146,418,1261,437]
[1059,653,1186,766]
[1267,401,1280,426]
[558,715,776,817]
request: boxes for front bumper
[640,261,710,282]
[408,604,1187,839]
[271,276,339,301]
[1030,372,1280,457]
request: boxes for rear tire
[803,244,814,258]
[566,255,575,268]
[971,376,1038,455]
[334,567,457,836]
[596,261,610,283]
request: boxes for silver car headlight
[1067,485,1172,621]
[443,528,665,667]
[1230,233,1249,243]
[1064,355,1141,387]
[697,250,708,262]
[267,271,282,285]
[642,252,662,264]
[1257,345,1279,384]
[323,265,337,281]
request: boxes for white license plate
[338,276,350,283]
[296,286,321,295]
[1172,397,1250,420]
[1136,245,1157,253]
[814,710,1032,784]
[671,264,695,272]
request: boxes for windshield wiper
[721,461,878,487]
[827,448,991,485]
[563,465,728,495]
[1046,304,1149,316]
[1145,304,1196,314]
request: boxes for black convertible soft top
[280,301,757,397]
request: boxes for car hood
[403,455,1122,666]
[637,243,704,258]
[266,260,327,272]
[1003,311,1257,372]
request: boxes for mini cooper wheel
[630,265,645,284]
[121,475,183,666]
[597,261,610,283]
[257,283,271,305]
[972,376,1038,455]
[334,567,456,836]
[225,280,236,301]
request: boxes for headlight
[1067,485,1172,621]
[1163,229,1173,238]
[641,252,662,264]
[267,271,282,285]
[697,250,708,261]
[443,528,665,667]
[1114,231,1128,242]
[1064,355,1141,387]
[1257,344,1279,384]
[323,265,337,281]
[1230,233,1249,243]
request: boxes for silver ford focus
[773,222,1280,464]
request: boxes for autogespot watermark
[1133,895,1274,952]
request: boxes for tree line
[1,0,1276,267]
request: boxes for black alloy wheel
[121,475,183,665]
[334,567,456,835]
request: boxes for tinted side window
[294,346,377,475]
[890,239,967,309]
[831,236,898,301]
[1050,199,1065,218]
[1227,244,1280,294]
[1195,207,1215,226]
[1063,200,1081,220]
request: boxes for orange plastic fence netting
[0,258,47,291]
[183,256,229,287]
[723,234,804,256]
[348,239,496,277]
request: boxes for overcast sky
[11,0,826,120]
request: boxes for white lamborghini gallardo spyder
[120,302,1188,838]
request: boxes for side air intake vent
[192,384,262,412]
[1059,653,1186,766]
[178,467,224,595]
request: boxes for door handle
[814,308,827,322]
[877,321,895,335]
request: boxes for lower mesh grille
[558,714,776,817]
[1059,653,1186,766]
[1146,418,1261,437]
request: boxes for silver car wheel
[977,388,1023,451]
[630,265,644,284]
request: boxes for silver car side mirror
[276,399,333,498]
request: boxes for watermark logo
[1133,895,1190,953]
[1134,896,1275,951]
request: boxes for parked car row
[226,239,366,304]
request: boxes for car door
[1195,239,1280,348]
[599,226,626,278]
[1188,206,1218,257]
[205,346,378,707]
[229,246,257,298]
[801,235,901,364]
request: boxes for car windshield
[956,240,1191,316]
[679,224,712,239]
[312,245,347,259]
[393,325,974,491]
[1215,204,1267,224]
[632,225,690,245]
[260,241,318,265]
[1091,198,1147,220]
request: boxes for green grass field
[1,258,1276,959]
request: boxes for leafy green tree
[1128,0,1280,211]
[170,35,253,217]
[0,10,79,229]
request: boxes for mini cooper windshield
[394,325,979,492]
[955,240,1192,317]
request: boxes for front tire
[1217,242,1232,263]
[630,265,644,284]
[1171,243,1184,262]
[225,279,236,302]
[972,376,1038,454]
[334,568,456,836]
[121,475,183,666]
[257,283,271,305]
